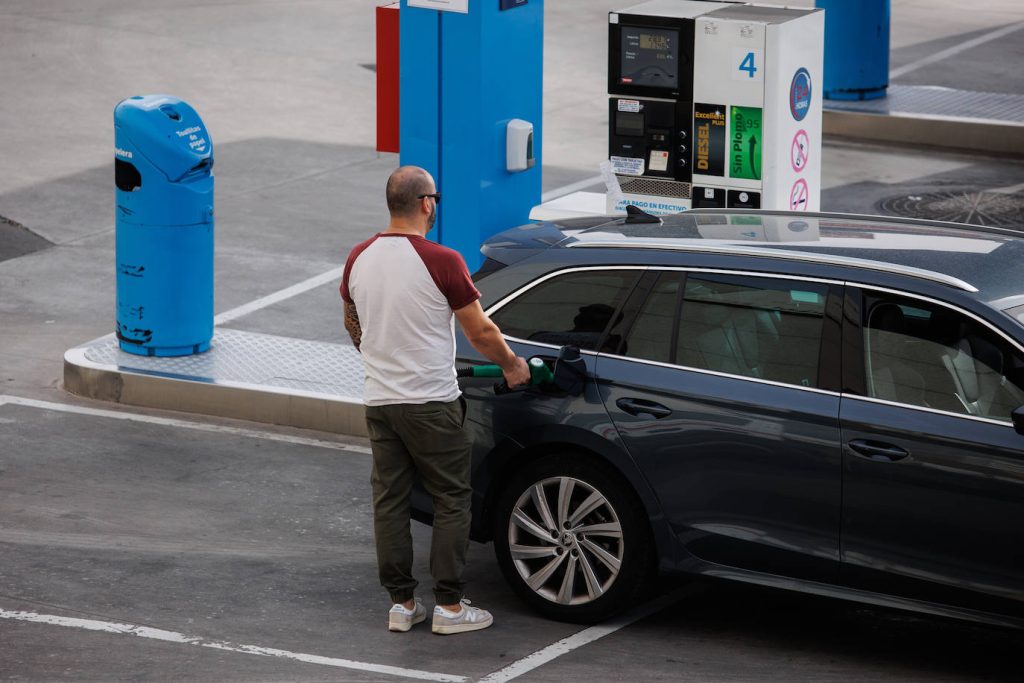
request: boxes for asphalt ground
[2,1,1024,681]
[1,398,1021,682]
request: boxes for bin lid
[114,95,213,182]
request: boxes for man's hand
[503,356,531,389]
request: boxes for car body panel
[451,337,683,571]
[596,353,843,583]
[839,395,1024,618]
[410,209,1024,627]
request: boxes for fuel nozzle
[527,356,554,385]
[456,356,554,394]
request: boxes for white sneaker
[388,598,426,632]
[431,599,493,635]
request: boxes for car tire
[492,455,654,623]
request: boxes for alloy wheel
[507,476,624,605]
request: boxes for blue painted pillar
[816,0,890,101]
[399,1,543,271]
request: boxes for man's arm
[344,301,362,351]
[454,301,530,387]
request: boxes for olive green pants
[364,397,472,606]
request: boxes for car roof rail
[565,240,979,293]
[684,208,1024,240]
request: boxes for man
[340,165,530,635]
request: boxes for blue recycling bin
[114,95,214,356]
[816,0,890,101]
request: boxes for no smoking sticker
[790,178,809,211]
[791,129,809,173]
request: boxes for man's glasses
[417,192,441,204]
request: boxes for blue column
[400,1,543,271]
[816,0,890,101]
[398,6,440,190]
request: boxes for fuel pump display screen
[615,111,645,137]
[619,27,678,89]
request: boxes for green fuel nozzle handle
[456,357,554,393]
[456,365,504,379]
[526,357,555,385]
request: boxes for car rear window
[619,271,829,389]
[676,275,828,388]
[862,292,1024,420]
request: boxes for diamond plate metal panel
[825,85,1024,124]
[80,328,365,401]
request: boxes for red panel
[376,3,400,154]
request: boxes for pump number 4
[733,49,762,81]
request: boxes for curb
[824,110,1024,156]
[63,347,368,437]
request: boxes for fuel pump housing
[607,0,823,216]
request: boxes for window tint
[675,274,828,387]
[621,272,682,364]
[491,270,639,351]
[616,272,829,387]
[863,293,1024,421]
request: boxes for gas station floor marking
[0,395,371,454]
[0,609,468,683]
[890,21,1024,79]
[478,585,698,683]
[212,265,347,326]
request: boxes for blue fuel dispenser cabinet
[114,95,214,356]
[816,0,890,100]
[400,0,543,272]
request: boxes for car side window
[617,272,829,388]
[676,274,828,387]
[619,272,682,364]
[862,293,1024,421]
[490,270,640,352]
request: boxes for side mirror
[1012,405,1024,436]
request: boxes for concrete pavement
[2,1,1024,681]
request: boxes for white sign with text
[408,0,469,13]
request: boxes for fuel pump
[607,1,824,215]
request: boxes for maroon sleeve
[339,236,378,304]
[409,237,481,310]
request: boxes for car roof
[551,210,1024,305]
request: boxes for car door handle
[616,398,672,419]
[848,439,910,463]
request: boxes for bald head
[386,166,434,218]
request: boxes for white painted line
[213,266,346,326]
[477,585,697,683]
[0,395,371,455]
[993,181,1024,195]
[541,175,604,204]
[890,21,1024,79]
[0,609,466,683]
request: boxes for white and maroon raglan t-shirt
[340,233,481,406]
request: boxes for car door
[840,286,1024,618]
[598,269,845,582]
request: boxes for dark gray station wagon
[413,209,1024,627]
